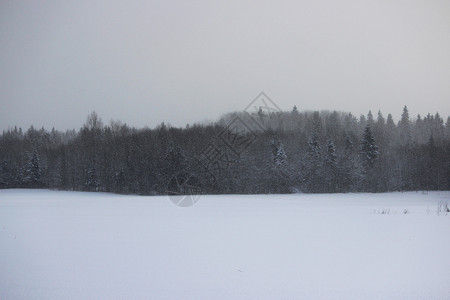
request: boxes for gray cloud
[1,0,449,131]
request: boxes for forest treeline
[1,106,449,194]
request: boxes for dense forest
[1,106,449,195]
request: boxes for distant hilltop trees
[1,107,449,194]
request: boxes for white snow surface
[1,189,450,299]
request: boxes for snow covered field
[1,189,449,299]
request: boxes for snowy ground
[1,189,449,299]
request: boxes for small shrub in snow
[437,201,449,216]
[374,208,390,214]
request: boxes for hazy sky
[1,0,450,131]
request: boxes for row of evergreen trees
[1,107,449,194]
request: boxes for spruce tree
[359,125,379,191]
[273,142,291,193]
[374,111,386,147]
[85,164,99,191]
[304,133,323,193]
[323,140,338,192]
[23,150,42,188]
[360,125,378,169]
[399,106,411,145]
[337,134,359,192]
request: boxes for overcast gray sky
[1,0,449,131]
